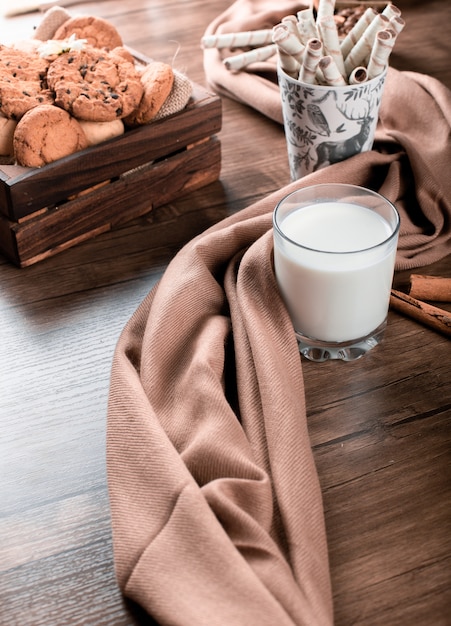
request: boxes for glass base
[295,320,387,362]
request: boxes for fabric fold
[203,0,305,122]
[107,3,451,624]
[107,207,335,626]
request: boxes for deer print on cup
[313,93,377,171]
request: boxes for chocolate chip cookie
[0,45,53,120]
[46,45,143,122]
[0,44,48,81]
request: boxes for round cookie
[124,61,174,126]
[0,45,53,120]
[53,15,123,51]
[0,44,49,81]
[46,46,143,122]
[14,104,89,167]
[0,80,54,120]
[78,118,124,146]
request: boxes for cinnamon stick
[390,290,451,338]
[409,275,451,303]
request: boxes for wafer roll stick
[340,7,377,59]
[272,24,306,63]
[282,15,302,39]
[223,44,277,70]
[278,50,301,76]
[318,55,347,85]
[296,8,319,43]
[382,3,402,20]
[409,275,451,302]
[367,29,395,79]
[316,0,336,22]
[389,15,406,36]
[223,44,277,71]
[348,65,368,84]
[318,15,346,78]
[390,290,451,338]
[299,38,323,83]
[201,29,273,49]
[344,13,389,75]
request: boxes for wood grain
[1,135,221,266]
[0,83,222,220]
[0,1,450,625]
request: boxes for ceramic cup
[277,65,387,180]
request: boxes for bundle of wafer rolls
[390,275,451,338]
[201,1,405,86]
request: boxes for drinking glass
[273,184,400,361]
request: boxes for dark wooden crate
[0,82,222,267]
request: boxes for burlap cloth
[107,2,451,624]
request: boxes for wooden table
[1,1,450,624]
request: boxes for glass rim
[273,183,401,255]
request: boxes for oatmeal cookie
[53,15,123,51]
[14,104,89,167]
[46,45,143,122]
[124,61,174,126]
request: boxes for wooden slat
[1,137,221,266]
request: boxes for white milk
[273,201,398,342]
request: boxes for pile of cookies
[0,10,193,167]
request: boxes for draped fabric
[107,2,451,624]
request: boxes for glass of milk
[273,184,400,361]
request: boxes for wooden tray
[0,76,222,267]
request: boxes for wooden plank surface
[0,1,450,625]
